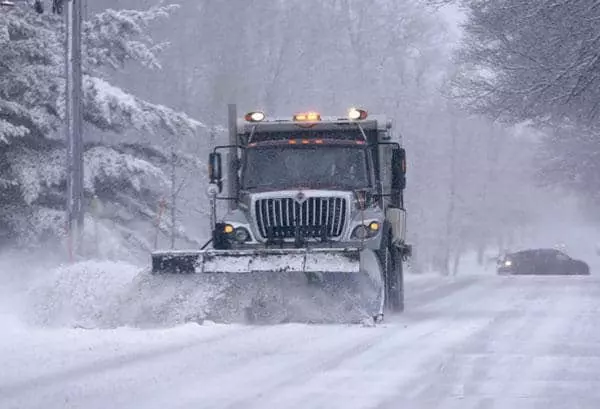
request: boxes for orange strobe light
[293,112,321,121]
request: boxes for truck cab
[208,109,409,258]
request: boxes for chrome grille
[254,197,347,240]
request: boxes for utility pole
[2,0,83,259]
[170,146,176,249]
[65,0,84,260]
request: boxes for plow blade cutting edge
[151,247,377,275]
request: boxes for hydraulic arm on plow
[151,105,412,322]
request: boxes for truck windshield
[242,146,371,191]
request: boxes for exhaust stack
[227,103,239,211]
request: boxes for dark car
[497,248,590,275]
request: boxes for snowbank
[25,260,141,328]
[0,250,220,329]
[18,259,229,329]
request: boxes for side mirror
[208,152,223,193]
[391,148,406,190]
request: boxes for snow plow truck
[150,105,412,324]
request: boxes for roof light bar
[293,112,321,122]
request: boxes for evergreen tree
[0,3,206,260]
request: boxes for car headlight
[351,221,380,239]
[504,260,512,267]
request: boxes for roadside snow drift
[24,260,220,328]
[20,259,381,328]
[26,260,142,328]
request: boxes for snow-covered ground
[1,239,599,408]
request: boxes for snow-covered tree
[535,121,600,212]
[452,0,600,125]
[0,3,208,260]
[452,0,600,219]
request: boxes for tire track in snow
[376,276,599,409]
[238,318,491,409]
[394,274,505,324]
[0,324,377,409]
[0,324,258,400]
[235,276,513,409]
[157,319,446,409]
[520,276,600,408]
[405,275,480,309]
[164,277,496,408]
[171,276,489,408]
[250,277,511,409]
[385,277,549,408]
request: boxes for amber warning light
[293,112,321,122]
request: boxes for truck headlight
[220,224,251,243]
[233,227,251,242]
[351,222,380,239]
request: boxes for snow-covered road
[1,273,599,409]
